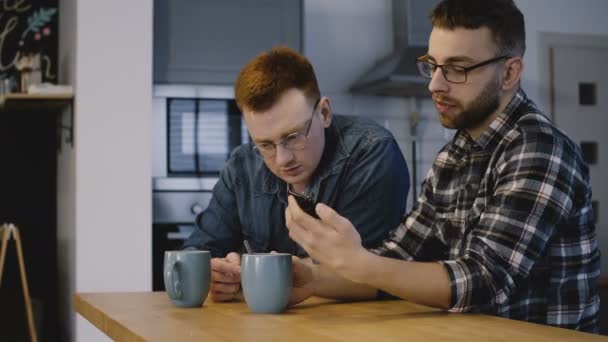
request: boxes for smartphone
[287,189,319,218]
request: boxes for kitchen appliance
[349,0,439,97]
[152,84,248,290]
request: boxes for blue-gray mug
[164,250,211,307]
[241,253,292,314]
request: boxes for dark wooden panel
[0,112,58,341]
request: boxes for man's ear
[319,97,332,128]
[501,57,524,91]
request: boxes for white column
[58,1,153,341]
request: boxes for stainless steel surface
[153,177,219,191]
[153,84,234,99]
[244,240,253,254]
[349,47,430,97]
[153,191,213,224]
[152,84,231,225]
[191,203,205,215]
[349,0,438,97]
[152,84,235,180]
[167,225,196,240]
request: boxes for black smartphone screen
[287,189,319,218]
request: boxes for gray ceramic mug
[241,253,292,314]
[164,250,211,307]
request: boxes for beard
[434,75,501,130]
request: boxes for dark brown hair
[235,46,320,112]
[430,0,526,57]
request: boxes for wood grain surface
[73,292,606,341]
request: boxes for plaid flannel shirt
[373,89,600,332]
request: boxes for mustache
[432,94,459,106]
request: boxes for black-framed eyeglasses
[416,55,511,84]
[253,98,321,158]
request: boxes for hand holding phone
[287,189,319,218]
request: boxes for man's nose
[428,67,450,93]
[274,144,294,166]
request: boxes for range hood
[350,0,439,97]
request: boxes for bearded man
[285,0,600,333]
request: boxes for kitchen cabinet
[154,0,302,85]
[394,0,441,47]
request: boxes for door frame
[540,32,608,286]
[539,32,608,120]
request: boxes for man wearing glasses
[183,46,410,302]
[286,0,599,332]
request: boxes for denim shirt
[183,115,410,257]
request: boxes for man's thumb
[316,203,351,232]
[316,203,337,221]
[226,252,241,265]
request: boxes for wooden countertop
[74,292,604,341]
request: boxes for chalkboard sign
[0,0,58,84]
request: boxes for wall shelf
[0,93,75,147]
[0,93,73,113]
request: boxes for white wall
[58,1,153,341]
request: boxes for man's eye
[283,134,303,147]
[444,65,465,74]
[258,143,274,150]
[284,134,299,143]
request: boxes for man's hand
[287,197,452,308]
[286,196,367,282]
[289,256,315,306]
[209,252,242,302]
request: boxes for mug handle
[167,260,183,300]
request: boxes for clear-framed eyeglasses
[416,55,511,84]
[253,98,321,158]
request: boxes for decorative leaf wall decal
[21,8,57,40]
